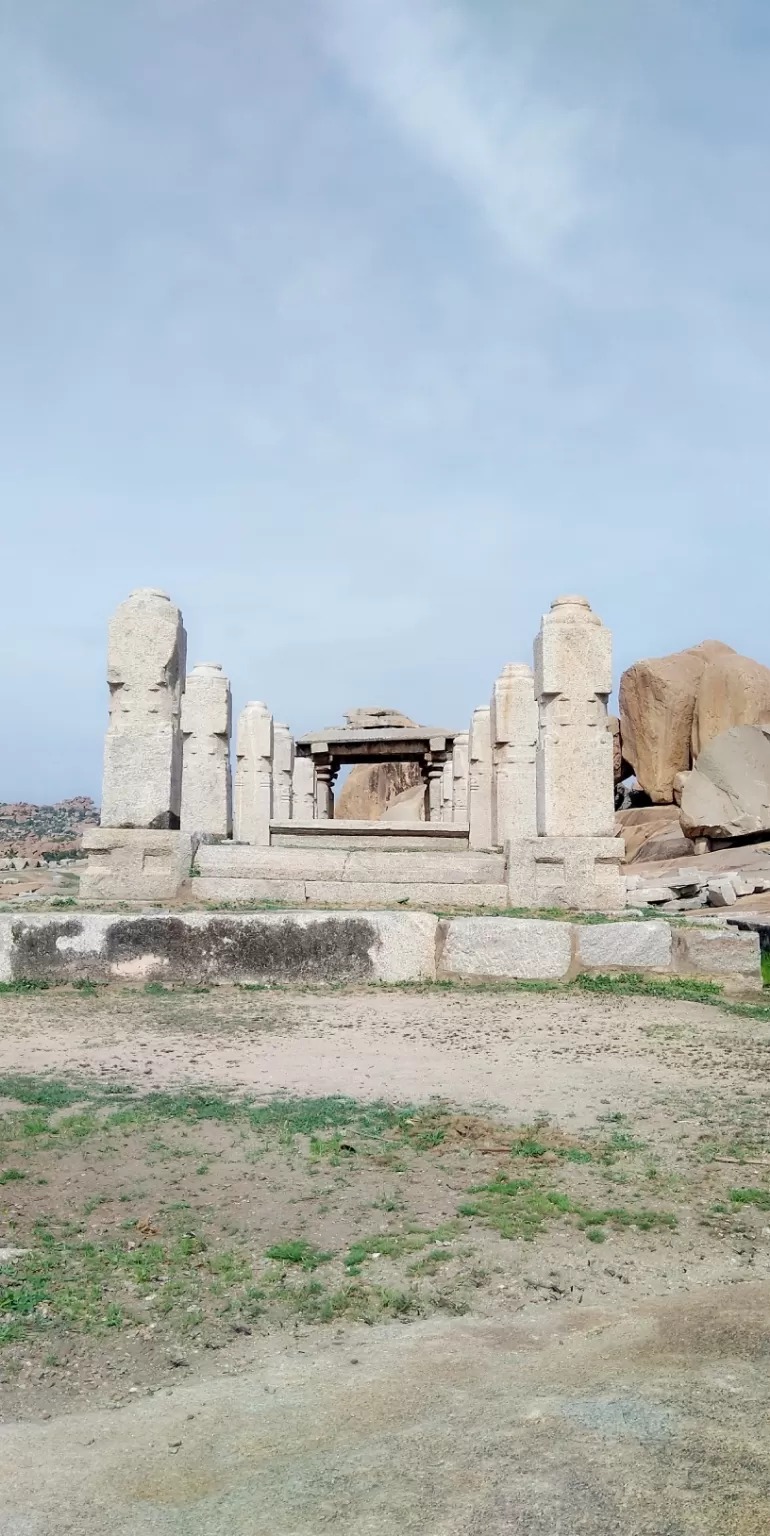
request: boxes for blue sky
[2,0,770,802]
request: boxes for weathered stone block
[438,916,572,980]
[79,828,192,902]
[507,836,625,913]
[575,920,672,972]
[0,910,438,985]
[672,925,762,992]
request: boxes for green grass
[0,1075,89,1109]
[729,1187,770,1211]
[264,1240,333,1270]
[0,979,52,994]
[761,951,770,987]
[459,1172,676,1243]
[0,1167,26,1183]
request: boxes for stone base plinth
[506,836,626,913]
[80,828,195,902]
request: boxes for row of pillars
[99,588,615,851]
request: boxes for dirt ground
[2,983,770,1534]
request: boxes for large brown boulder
[679,725,770,840]
[336,761,423,820]
[691,653,770,758]
[619,641,733,803]
[334,709,422,821]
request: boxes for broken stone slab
[633,886,675,905]
[707,878,737,907]
[657,895,708,912]
[666,876,705,898]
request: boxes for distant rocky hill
[0,798,99,858]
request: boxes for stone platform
[80,825,623,911]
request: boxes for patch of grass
[460,1172,676,1243]
[265,1239,333,1270]
[344,1225,456,1274]
[0,1076,87,1109]
[0,979,52,994]
[0,1167,26,1183]
[576,972,723,1003]
[761,951,770,987]
[729,1187,770,1211]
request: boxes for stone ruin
[81,587,625,910]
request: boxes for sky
[2,0,770,803]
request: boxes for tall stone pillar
[491,663,537,847]
[452,731,469,826]
[272,724,295,821]
[180,663,232,836]
[468,706,493,849]
[440,756,454,822]
[534,596,615,836]
[507,595,624,911]
[292,757,315,820]
[233,702,273,844]
[101,588,187,828]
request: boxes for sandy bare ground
[2,984,770,1534]
[0,984,765,1126]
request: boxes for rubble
[626,867,770,912]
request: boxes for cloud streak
[0,38,94,163]
[320,0,590,268]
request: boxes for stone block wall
[0,912,761,993]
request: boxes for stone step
[269,820,471,852]
[196,878,509,909]
[196,844,505,884]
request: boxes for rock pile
[626,868,770,913]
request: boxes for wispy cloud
[0,38,94,162]
[320,0,590,268]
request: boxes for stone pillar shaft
[452,731,469,826]
[534,595,615,837]
[468,707,493,849]
[491,663,537,847]
[292,757,315,820]
[272,724,295,821]
[233,702,273,844]
[101,588,187,829]
[180,663,232,836]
